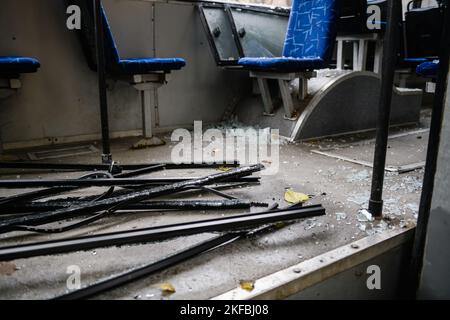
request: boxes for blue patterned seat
[0,56,40,75]
[99,7,185,74]
[238,0,338,72]
[69,0,185,75]
[416,60,439,78]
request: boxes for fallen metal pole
[0,164,165,208]
[54,221,280,300]
[55,204,281,299]
[0,165,263,233]
[1,199,268,214]
[0,204,325,261]
[0,176,260,189]
[368,0,402,218]
[55,232,244,300]
[0,161,239,171]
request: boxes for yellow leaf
[284,189,309,204]
[160,283,176,295]
[218,166,232,172]
[239,280,255,292]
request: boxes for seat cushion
[416,60,439,77]
[238,56,325,72]
[0,56,40,74]
[117,58,186,74]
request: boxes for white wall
[0,0,249,149]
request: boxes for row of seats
[2,0,444,80]
[1,0,337,81]
[0,0,339,122]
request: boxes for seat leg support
[256,77,274,115]
[374,40,383,74]
[356,39,368,71]
[298,76,308,100]
[353,41,359,70]
[141,89,155,139]
[132,76,166,149]
[278,79,295,119]
[337,40,344,70]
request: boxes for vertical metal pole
[368,0,401,218]
[93,0,112,164]
[409,2,450,296]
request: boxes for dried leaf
[284,189,309,204]
[218,166,232,172]
[239,280,255,292]
[160,283,176,295]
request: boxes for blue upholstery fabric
[0,56,40,74]
[404,58,429,63]
[100,7,185,75]
[416,60,439,77]
[238,0,338,72]
[101,7,121,66]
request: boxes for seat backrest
[67,0,121,72]
[405,5,444,59]
[282,0,338,61]
[336,0,367,34]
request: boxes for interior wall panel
[0,0,250,147]
[154,1,251,129]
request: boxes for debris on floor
[0,160,326,299]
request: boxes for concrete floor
[0,114,429,300]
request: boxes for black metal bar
[1,199,268,214]
[0,172,111,208]
[0,176,260,189]
[0,161,239,171]
[409,2,450,296]
[54,218,281,300]
[55,232,243,300]
[0,181,255,215]
[0,165,263,233]
[0,165,165,208]
[0,204,325,261]
[93,0,111,163]
[368,0,402,218]
[113,164,165,178]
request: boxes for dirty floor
[0,112,429,300]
